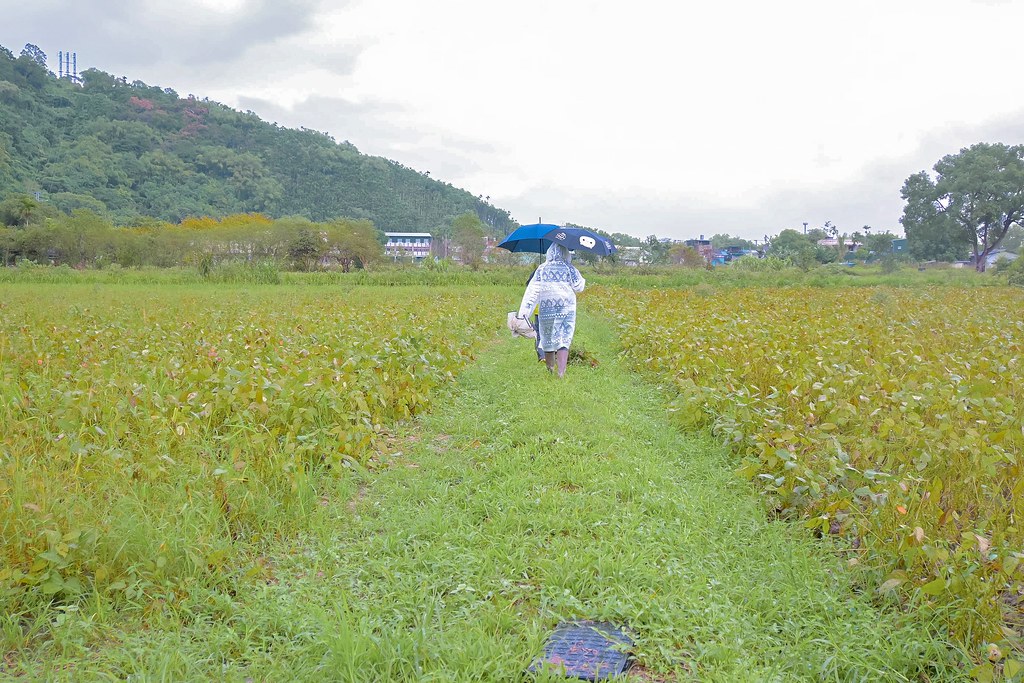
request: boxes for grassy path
[20,311,965,681]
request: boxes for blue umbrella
[496,223,561,254]
[497,224,616,256]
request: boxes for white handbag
[506,312,537,339]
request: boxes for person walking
[517,242,585,378]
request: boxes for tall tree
[710,233,755,250]
[641,235,669,265]
[287,226,324,271]
[19,44,46,67]
[325,218,381,271]
[769,229,816,269]
[668,244,706,268]
[451,212,485,268]
[900,143,1024,271]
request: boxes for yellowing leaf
[975,534,991,554]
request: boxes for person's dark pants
[534,313,544,361]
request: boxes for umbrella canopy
[546,227,617,257]
[496,223,562,254]
[497,224,616,256]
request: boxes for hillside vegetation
[0,44,514,233]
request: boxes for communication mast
[57,50,80,84]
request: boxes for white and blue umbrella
[497,224,616,256]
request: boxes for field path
[43,308,965,681]
[287,310,962,681]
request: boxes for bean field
[2,278,1022,679]
[595,285,1024,647]
[1,284,505,618]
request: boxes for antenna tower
[58,51,80,83]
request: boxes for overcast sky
[4,0,1024,241]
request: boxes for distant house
[891,238,908,254]
[384,232,431,261]
[816,238,863,253]
[618,245,643,266]
[983,249,1018,269]
[721,245,750,262]
[481,236,501,263]
[684,237,714,262]
[952,249,1019,269]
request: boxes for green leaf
[919,578,945,595]
[969,662,994,683]
[41,577,64,594]
[38,550,65,565]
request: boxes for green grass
[0,259,1009,289]
[4,305,969,681]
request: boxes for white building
[384,232,432,261]
[816,238,863,253]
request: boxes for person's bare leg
[556,348,568,378]
[544,351,555,372]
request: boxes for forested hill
[0,44,514,233]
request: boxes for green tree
[325,218,381,271]
[861,230,903,260]
[900,171,970,262]
[900,143,1024,271]
[608,231,643,247]
[0,194,42,227]
[1001,222,1023,252]
[19,44,46,67]
[668,244,706,268]
[768,229,816,269]
[641,235,669,265]
[0,224,14,265]
[452,212,485,268]
[287,226,324,271]
[710,233,755,250]
[51,209,114,266]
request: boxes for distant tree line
[761,224,902,270]
[0,195,383,271]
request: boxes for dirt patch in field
[628,663,681,681]
[347,485,369,513]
